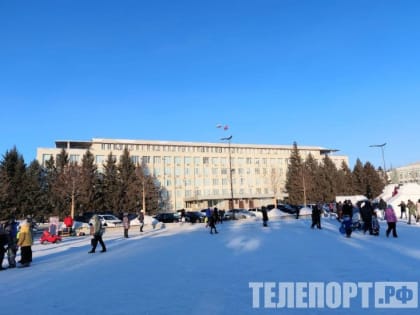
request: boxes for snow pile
[268,208,290,218]
[381,183,420,217]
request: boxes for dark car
[277,204,297,214]
[153,213,179,223]
[184,211,205,223]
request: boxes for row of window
[45,154,289,167]
[177,187,271,198]
[98,142,300,156]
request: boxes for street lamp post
[369,143,387,179]
[217,124,235,218]
[221,135,234,214]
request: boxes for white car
[91,214,122,227]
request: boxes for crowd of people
[2,196,419,270]
[0,216,32,270]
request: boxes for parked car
[277,204,297,214]
[224,209,255,220]
[91,214,123,227]
[184,211,205,223]
[153,212,179,223]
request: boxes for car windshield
[102,215,117,220]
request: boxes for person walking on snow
[311,203,322,229]
[398,200,407,219]
[138,210,145,232]
[416,199,420,223]
[261,206,269,227]
[17,220,33,267]
[384,205,398,238]
[88,215,106,253]
[407,199,417,224]
[209,212,218,234]
[122,213,130,238]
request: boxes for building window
[131,156,139,164]
[96,155,105,165]
[69,155,80,163]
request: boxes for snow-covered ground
[1,216,420,315]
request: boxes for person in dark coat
[0,222,8,270]
[342,200,353,237]
[311,204,322,229]
[208,212,218,234]
[261,206,269,227]
[398,200,407,219]
[360,201,374,235]
[138,210,145,232]
[4,218,18,268]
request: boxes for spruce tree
[317,155,338,202]
[0,147,27,219]
[303,153,319,204]
[77,150,99,213]
[285,142,305,205]
[352,159,365,196]
[118,148,138,213]
[102,152,120,212]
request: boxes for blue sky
[1,0,419,169]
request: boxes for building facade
[389,162,420,185]
[37,138,348,211]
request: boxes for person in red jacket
[63,215,74,234]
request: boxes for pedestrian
[342,200,353,237]
[4,217,18,268]
[261,206,269,227]
[0,222,8,270]
[384,204,398,238]
[209,212,218,234]
[205,207,212,227]
[17,220,33,267]
[361,201,374,235]
[213,207,219,223]
[398,200,407,219]
[407,199,417,224]
[63,214,74,235]
[219,210,224,223]
[138,210,145,232]
[336,201,343,221]
[180,209,186,224]
[122,213,130,238]
[311,203,322,229]
[88,215,106,253]
[378,198,387,220]
[416,199,420,223]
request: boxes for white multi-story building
[37,138,348,211]
[389,162,420,185]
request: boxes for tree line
[0,143,386,221]
[0,147,161,221]
[285,142,386,205]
